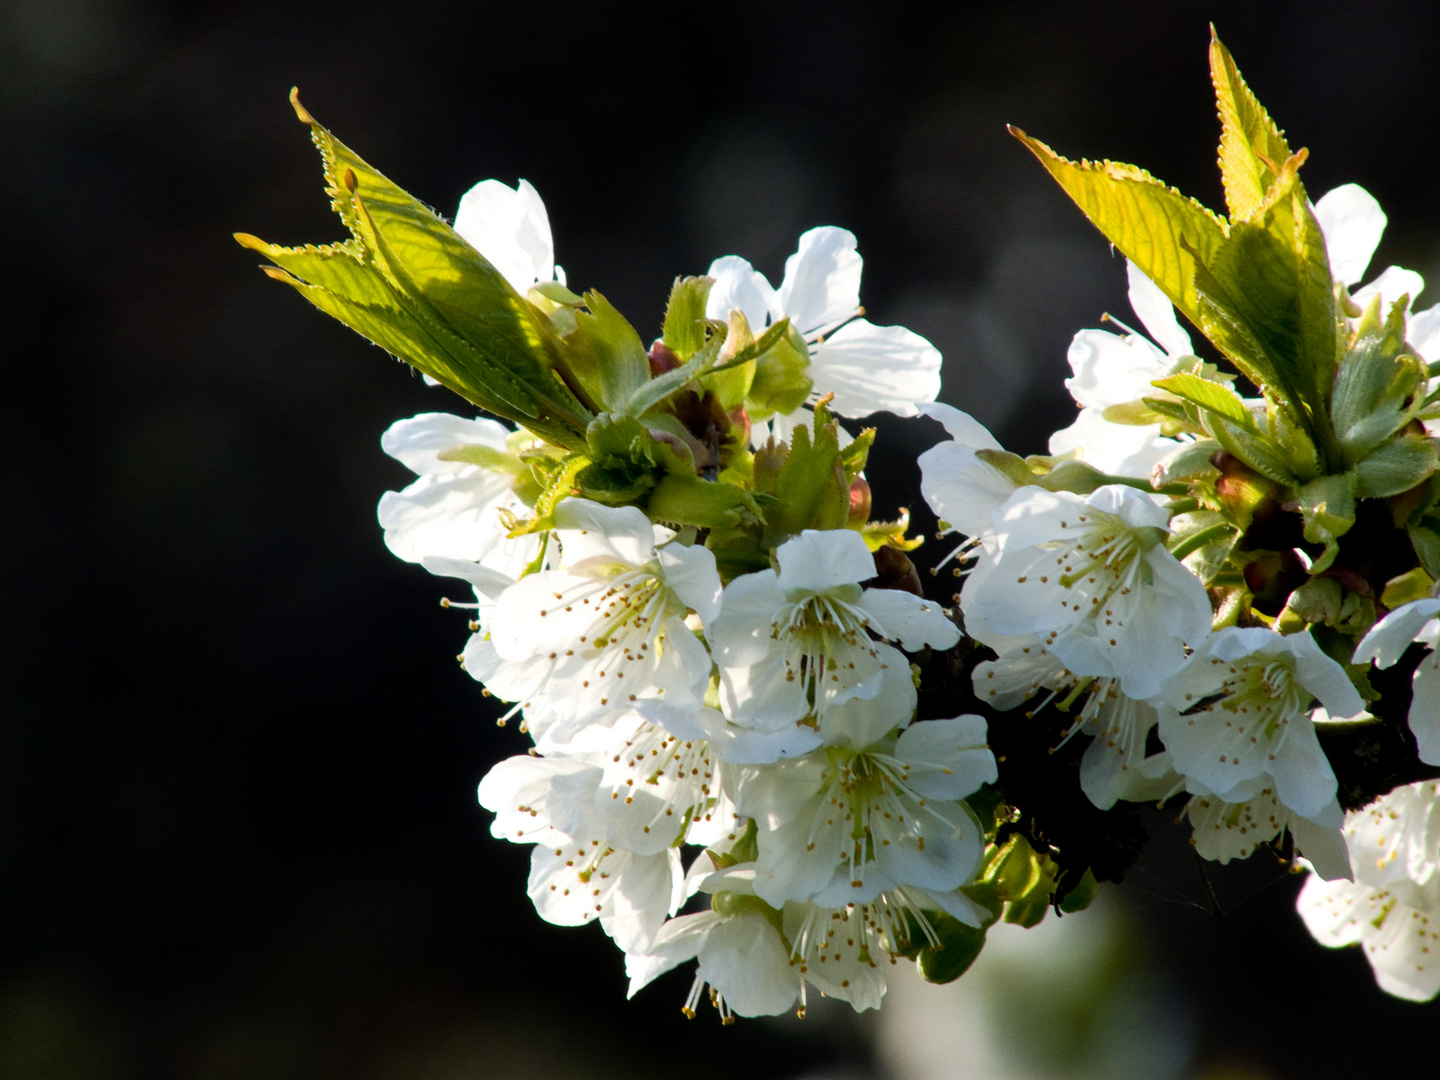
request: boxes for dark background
[4,1,1439,1077]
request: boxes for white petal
[778,226,862,334]
[1062,327,1171,411]
[1314,183,1385,287]
[891,715,996,800]
[917,441,1017,538]
[809,319,941,418]
[774,529,876,593]
[453,177,555,291]
[378,473,516,564]
[708,571,785,668]
[553,499,655,568]
[917,402,1002,449]
[1354,265,1425,313]
[704,255,777,329]
[380,412,513,475]
[858,588,960,651]
[1354,598,1440,668]
[625,911,716,998]
[1410,654,1440,766]
[1290,806,1352,882]
[695,912,799,1017]
[819,655,915,749]
[658,542,723,625]
[1408,302,1440,362]
[1126,260,1193,358]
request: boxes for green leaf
[661,276,714,360]
[1332,295,1427,461]
[1190,165,1340,459]
[1382,567,1434,609]
[916,914,988,985]
[1354,435,1439,499]
[1010,127,1228,330]
[615,324,728,418]
[1151,439,1222,487]
[745,322,813,420]
[1210,30,1292,220]
[755,405,849,541]
[240,91,595,450]
[1295,471,1357,572]
[1206,415,1300,486]
[646,474,760,531]
[1409,523,1440,579]
[1151,370,1256,429]
[575,290,651,410]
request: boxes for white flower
[378,412,538,579]
[961,484,1211,700]
[916,403,1015,545]
[464,499,721,744]
[1340,780,1440,889]
[626,904,800,1021]
[733,715,995,909]
[1353,598,1440,765]
[589,709,741,854]
[708,529,959,734]
[639,701,824,766]
[705,226,941,419]
[477,754,684,952]
[1184,787,1350,880]
[453,177,564,293]
[1314,183,1423,313]
[1155,628,1363,818]
[1297,781,1440,1001]
[1047,261,1194,476]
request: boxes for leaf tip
[233,232,265,251]
[289,86,315,125]
[343,167,358,193]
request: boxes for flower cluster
[245,34,1440,1015]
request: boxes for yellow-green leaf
[1151,370,1255,429]
[1009,127,1228,329]
[1210,30,1292,220]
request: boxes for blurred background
[3,1,1440,1076]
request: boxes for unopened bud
[728,406,751,448]
[648,340,681,377]
[869,544,923,597]
[848,478,872,523]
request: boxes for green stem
[1168,521,1237,561]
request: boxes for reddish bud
[848,478,872,524]
[648,340,681,377]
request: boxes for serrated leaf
[1151,439,1222,487]
[1010,127,1228,329]
[1210,31,1292,220]
[756,404,848,540]
[575,290,651,410]
[1206,414,1300,486]
[1332,295,1427,460]
[1152,370,1256,429]
[745,322,813,420]
[1191,164,1340,458]
[661,276,713,360]
[1354,435,1439,499]
[242,92,597,450]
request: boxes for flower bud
[868,543,924,597]
[848,478,872,524]
[647,339,681,377]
